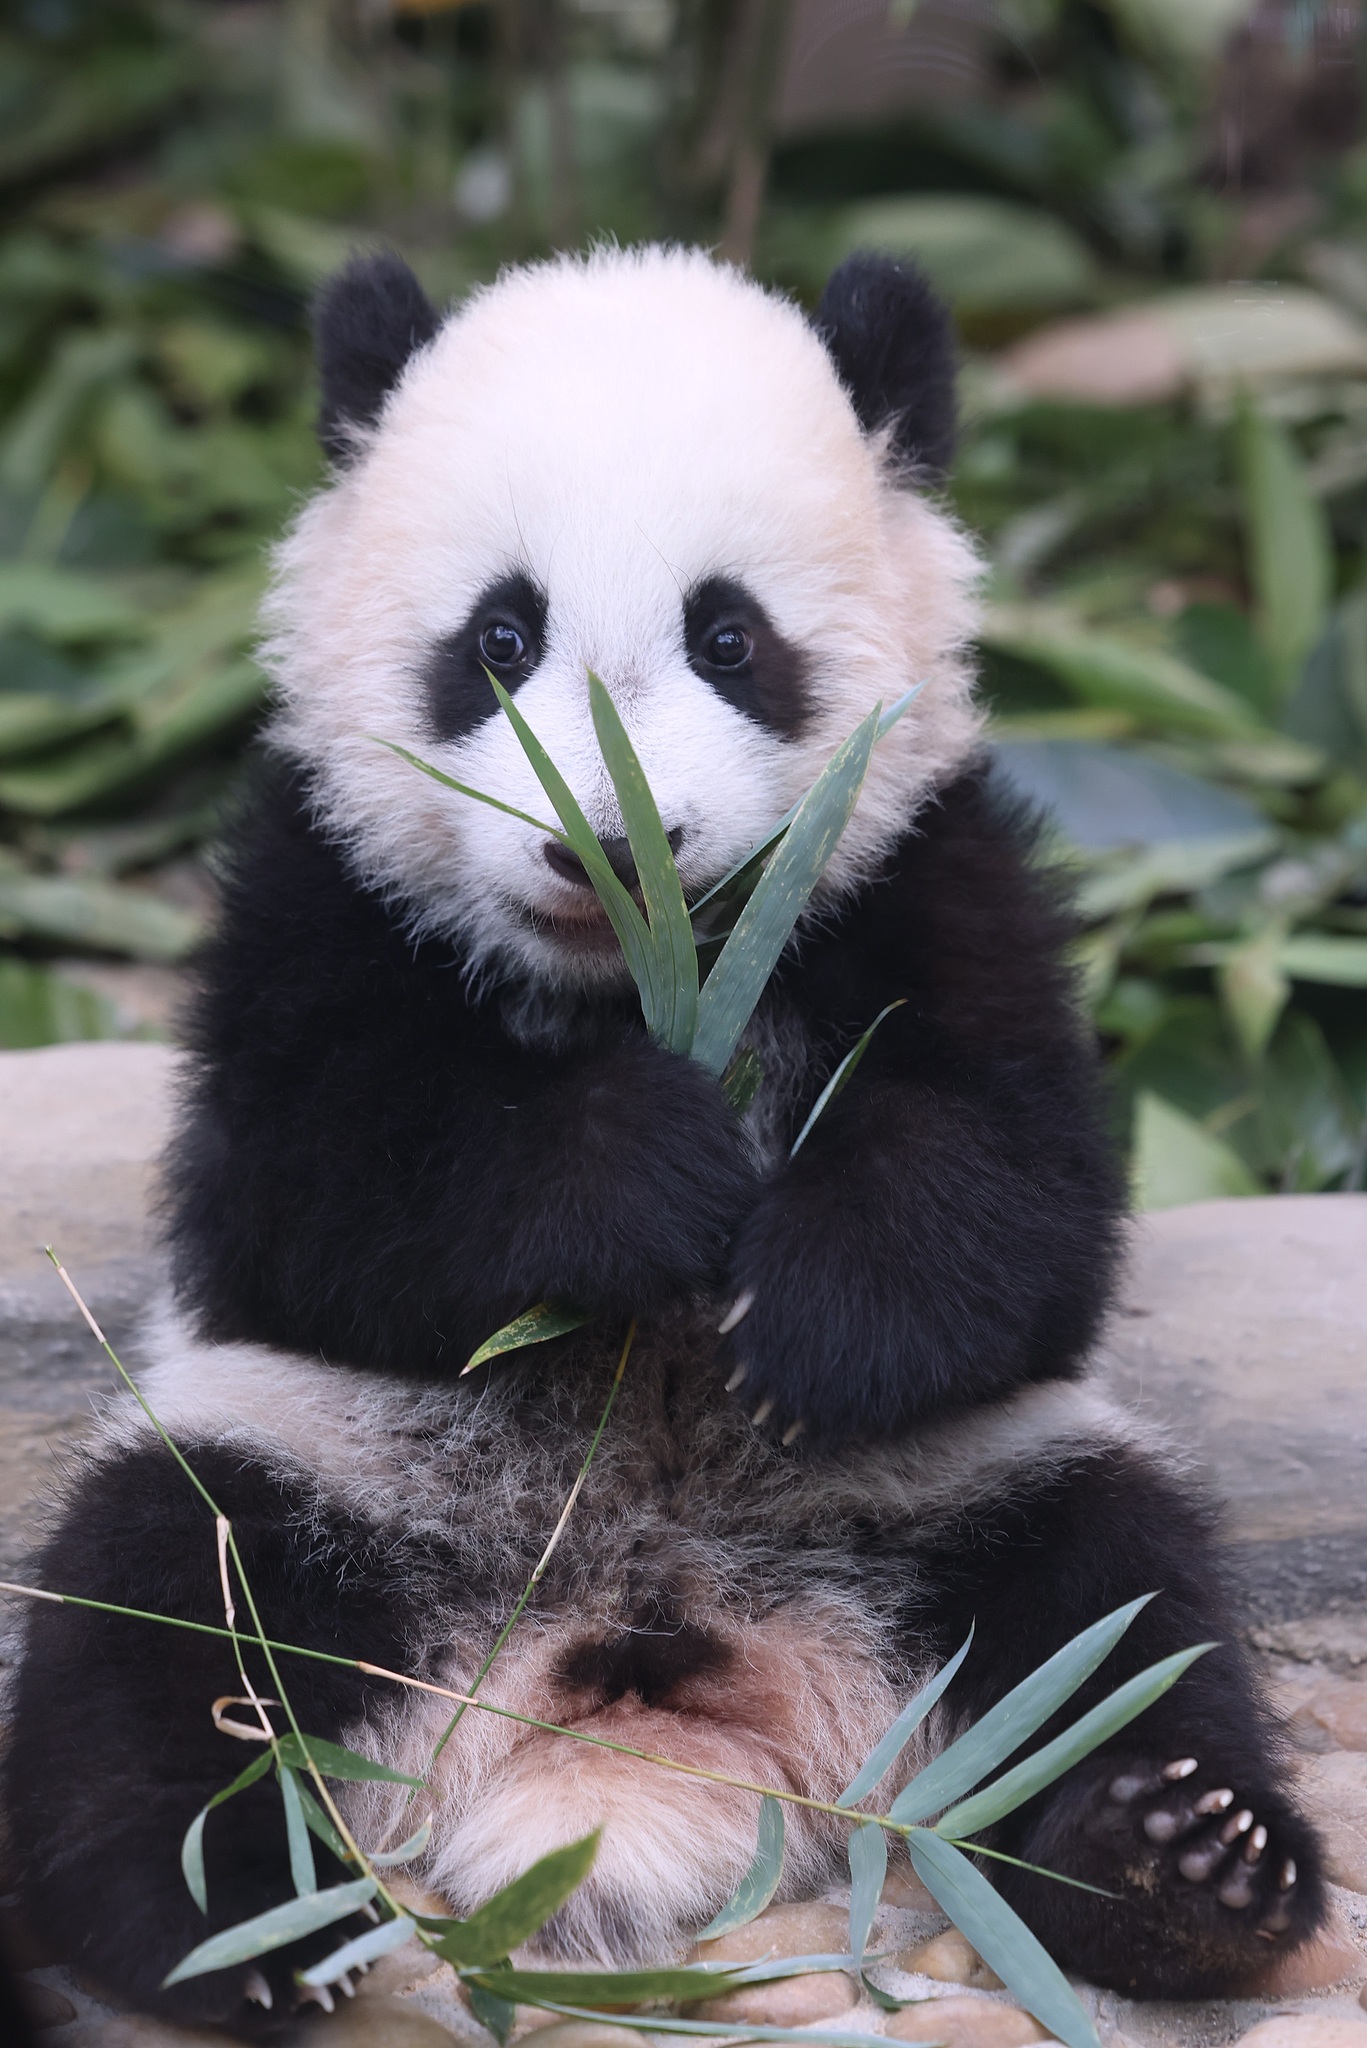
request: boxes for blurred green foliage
[1,0,1365,1200]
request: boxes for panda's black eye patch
[684,575,811,739]
[423,572,547,743]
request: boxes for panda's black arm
[6,1441,419,2031]
[725,761,1126,1440]
[169,768,757,1372]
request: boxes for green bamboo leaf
[180,1750,274,1915]
[790,1001,907,1157]
[428,1833,600,1967]
[487,677,666,1035]
[588,671,698,1055]
[371,1816,435,1866]
[908,1831,1098,2048]
[981,613,1261,738]
[1236,401,1332,703]
[847,1822,886,1968]
[838,1627,975,1809]
[463,1955,854,2006]
[279,1765,317,1898]
[162,1878,378,1985]
[470,1983,517,2043]
[292,1775,353,1865]
[891,1597,1151,1825]
[692,708,880,1075]
[697,1794,785,1937]
[463,1301,594,1376]
[275,1733,423,1787]
[376,739,562,840]
[300,1914,418,1987]
[1277,933,1367,988]
[689,683,925,923]
[935,1642,1215,1840]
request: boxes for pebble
[1300,1753,1367,1891]
[690,1900,851,1965]
[1232,2020,1367,2048]
[1289,1677,1367,1754]
[894,1930,1004,1991]
[884,1995,1048,2048]
[881,1863,939,1911]
[20,1979,77,2027]
[1243,1915,1365,1995]
[690,1969,859,2026]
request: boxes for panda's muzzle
[544,828,684,896]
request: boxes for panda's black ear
[313,252,441,463]
[814,253,957,482]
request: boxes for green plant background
[4,0,1367,1204]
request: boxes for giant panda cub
[8,247,1323,2030]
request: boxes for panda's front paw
[717,1225,887,1446]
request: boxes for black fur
[683,575,813,738]
[424,570,549,742]
[6,1442,420,2032]
[814,253,957,480]
[166,761,1120,1431]
[907,1449,1324,1996]
[314,252,440,463]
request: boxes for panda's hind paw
[1103,1756,1309,1946]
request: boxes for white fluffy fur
[263,244,982,989]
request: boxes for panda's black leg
[913,1442,1325,1998]
[5,1440,420,2035]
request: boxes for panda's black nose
[544,829,683,893]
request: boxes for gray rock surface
[1100,1196,1367,1621]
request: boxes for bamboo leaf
[279,1765,317,1897]
[300,1914,418,1987]
[370,1816,435,1866]
[908,1831,1099,2048]
[697,1794,786,1937]
[470,1983,517,2043]
[692,708,880,1075]
[462,1955,854,2005]
[488,677,667,1035]
[292,1775,353,1865]
[162,1878,378,1984]
[934,1642,1215,1839]
[1236,401,1332,702]
[275,1733,423,1787]
[588,671,698,1055]
[847,1822,886,1969]
[981,613,1261,738]
[463,1301,593,1376]
[890,1598,1151,1825]
[428,1832,600,1967]
[790,1001,907,1157]
[720,1046,764,1115]
[838,1627,975,1809]
[180,1750,274,1915]
[377,739,563,840]
[689,683,925,923]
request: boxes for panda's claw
[1163,1757,1199,1781]
[751,1398,774,1427]
[1279,1857,1296,1889]
[781,1417,805,1446]
[1194,1788,1234,1817]
[725,1362,748,1393]
[244,1969,273,2010]
[296,1981,335,2013]
[718,1291,755,1336]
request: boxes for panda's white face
[265,247,981,991]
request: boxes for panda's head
[265,245,981,992]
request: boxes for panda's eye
[702,623,753,669]
[479,621,527,668]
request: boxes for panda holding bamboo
[6,246,1324,2030]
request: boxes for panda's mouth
[516,897,624,952]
